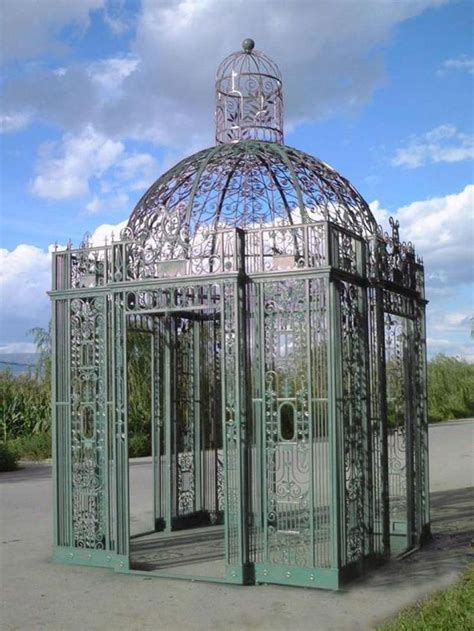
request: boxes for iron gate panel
[53,288,129,570]
[124,279,248,582]
[251,276,335,588]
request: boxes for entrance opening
[127,307,226,579]
[127,327,154,536]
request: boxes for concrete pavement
[1,421,473,631]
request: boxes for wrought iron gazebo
[50,39,430,589]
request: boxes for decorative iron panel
[261,279,312,568]
[309,278,331,568]
[367,287,389,557]
[337,281,370,565]
[70,297,107,549]
[175,318,196,515]
[384,311,416,543]
[414,302,429,536]
[222,280,243,568]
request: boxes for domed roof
[126,40,376,258]
[128,141,376,247]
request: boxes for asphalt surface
[1,420,473,631]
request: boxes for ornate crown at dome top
[215,38,284,145]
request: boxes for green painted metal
[50,214,429,589]
[50,42,429,590]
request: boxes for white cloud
[86,192,129,214]
[87,55,140,96]
[89,220,127,245]
[103,0,135,35]
[369,199,391,227]
[117,152,158,190]
[372,185,474,361]
[1,0,449,148]
[430,312,472,334]
[0,219,127,347]
[85,195,103,214]
[438,54,474,77]
[29,124,160,205]
[0,112,32,133]
[396,184,474,286]
[31,125,124,200]
[427,338,474,362]
[392,125,474,168]
[0,342,38,354]
[0,244,51,346]
[375,184,474,288]
[0,0,105,64]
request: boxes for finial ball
[242,38,255,53]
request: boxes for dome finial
[242,38,255,53]
[215,42,283,144]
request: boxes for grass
[379,564,474,630]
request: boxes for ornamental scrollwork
[338,281,368,563]
[70,297,107,550]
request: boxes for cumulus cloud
[0,0,105,64]
[89,220,127,245]
[0,112,32,133]
[1,0,449,148]
[117,152,158,191]
[87,55,140,97]
[430,312,472,334]
[371,185,474,360]
[0,244,52,347]
[0,342,38,354]
[86,192,129,214]
[395,184,474,286]
[426,338,474,362]
[437,54,474,77]
[0,218,128,348]
[31,125,124,199]
[102,0,136,35]
[29,125,159,206]
[372,184,474,288]
[391,125,474,168]
[369,199,390,227]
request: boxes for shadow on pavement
[347,486,474,592]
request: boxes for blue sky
[0,0,473,358]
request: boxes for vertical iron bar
[194,318,202,512]
[328,276,342,572]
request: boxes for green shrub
[128,434,151,458]
[0,443,19,471]
[9,432,51,461]
[427,354,474,422]
[127,330,152,439]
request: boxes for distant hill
[0,353,39,376]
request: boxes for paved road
[1,421,473,631]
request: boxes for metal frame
[50,40,429,590]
